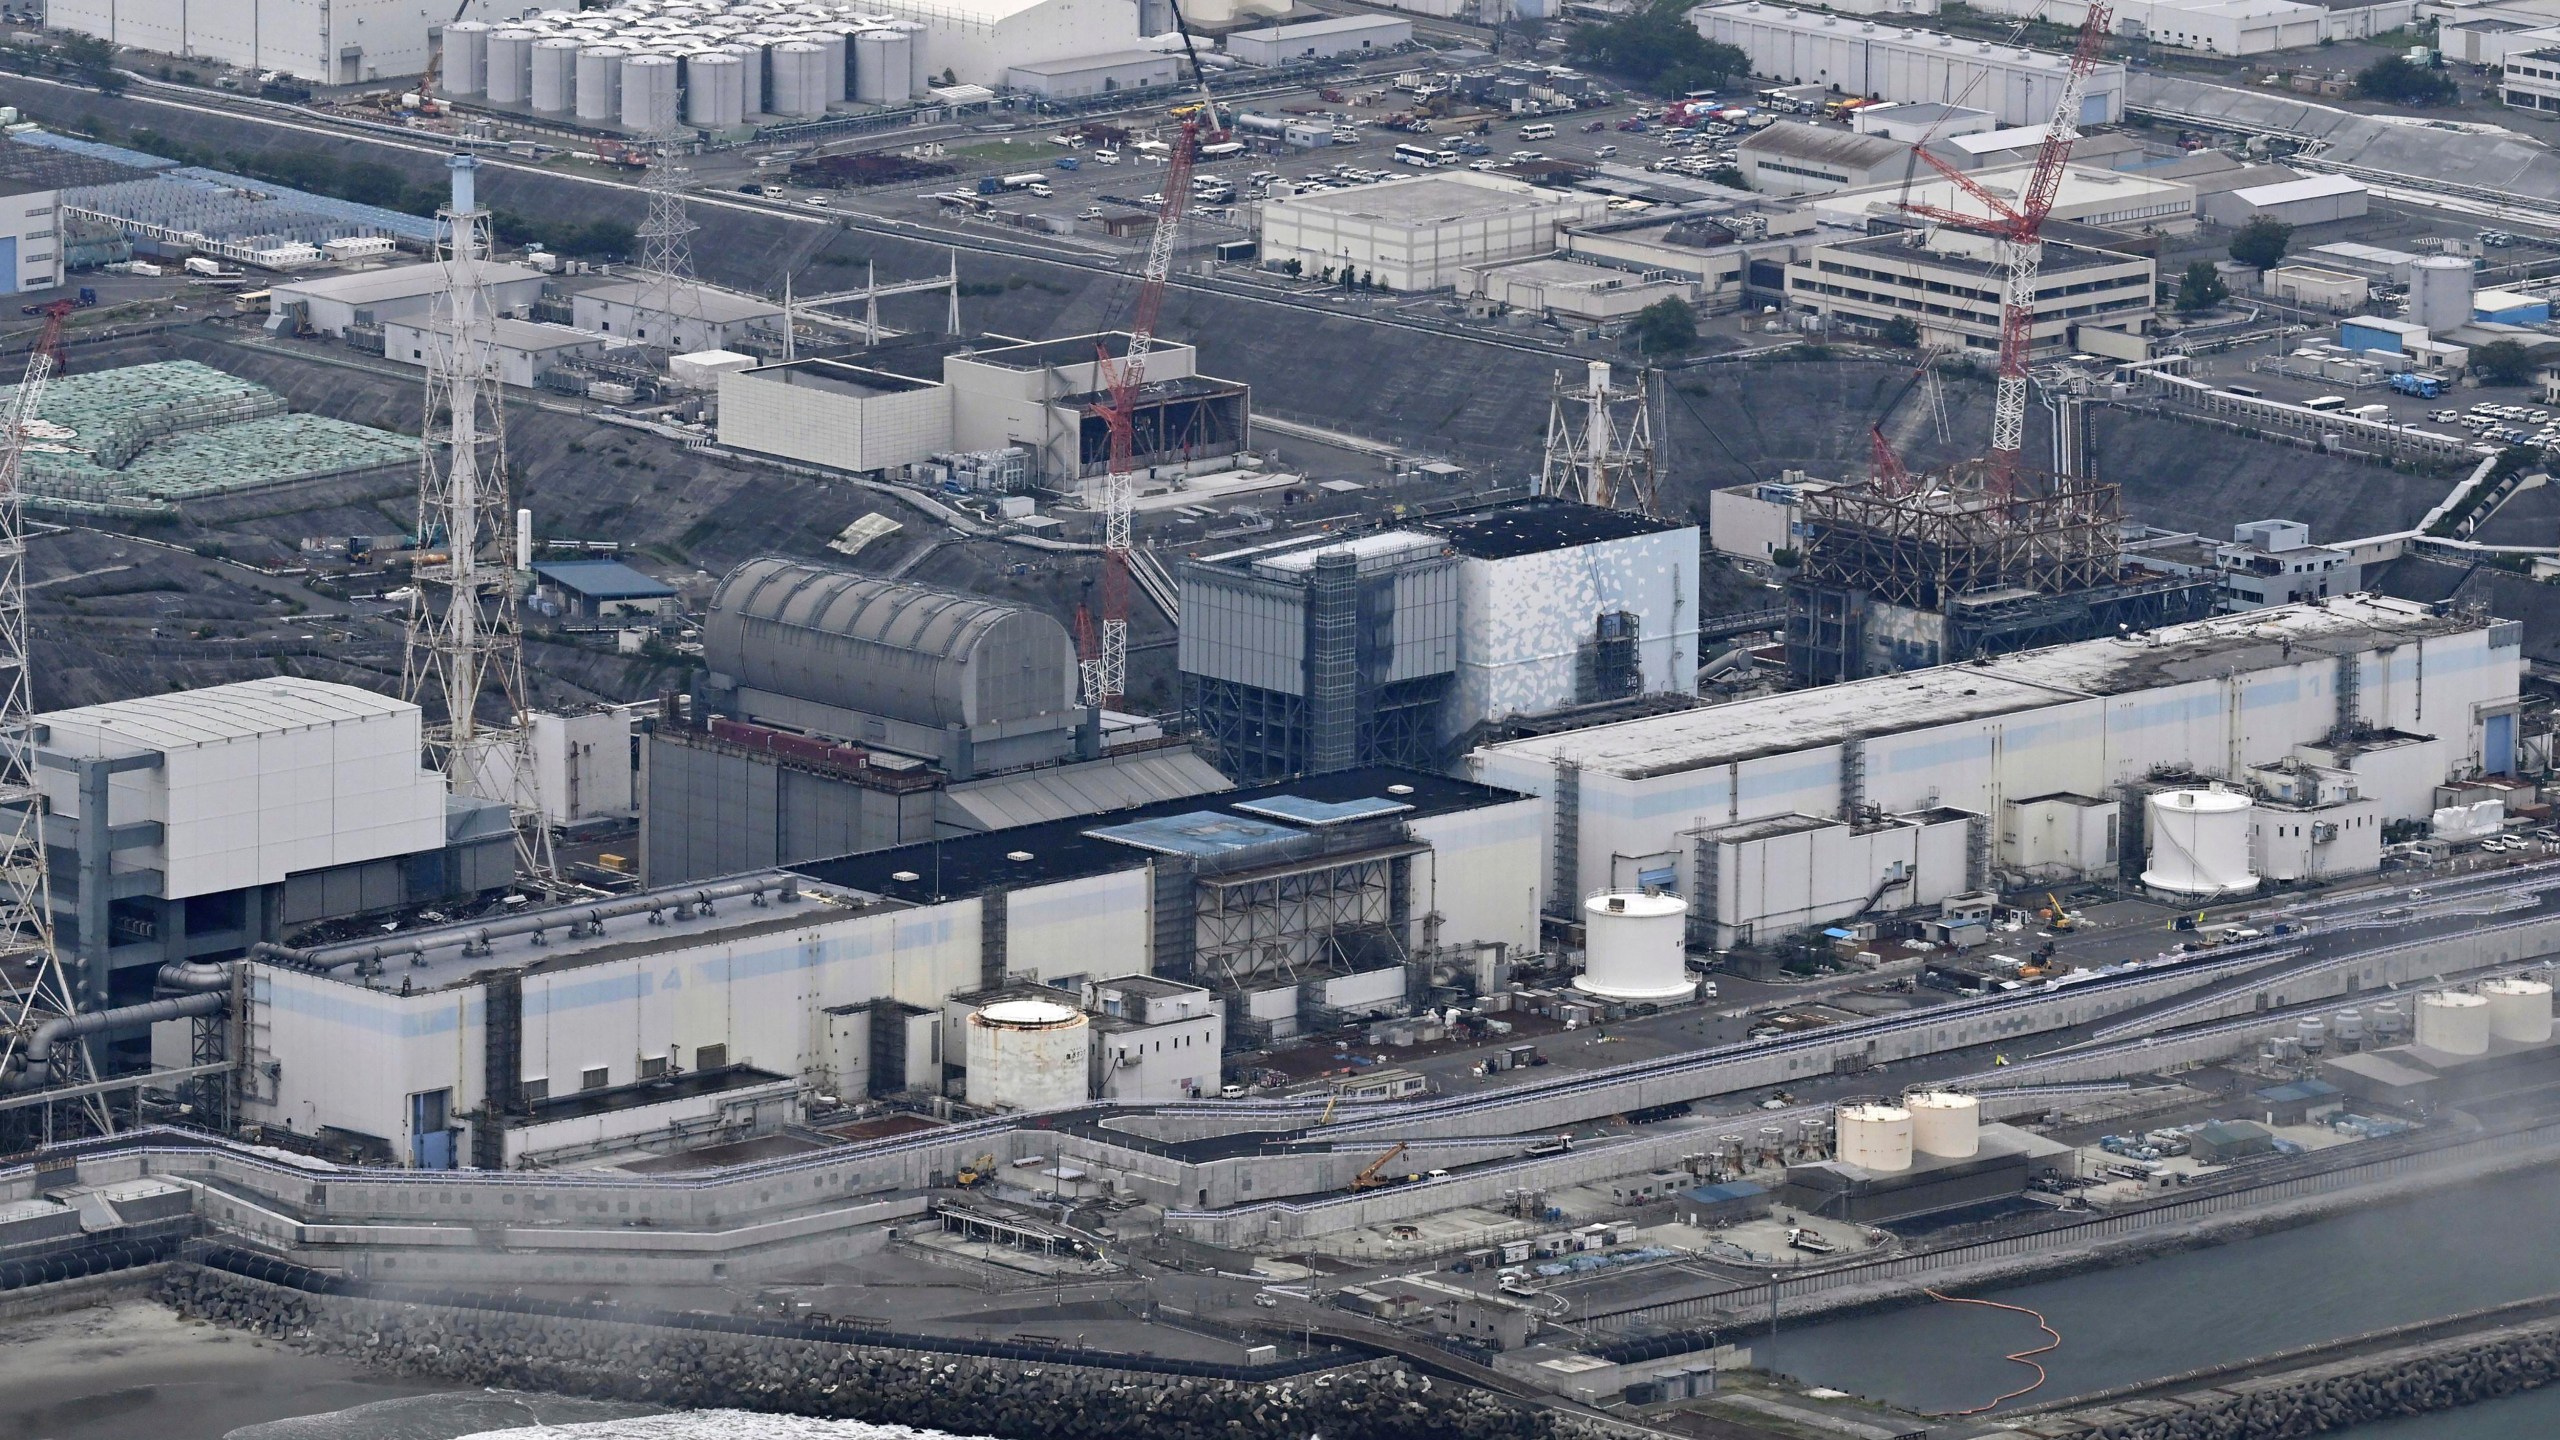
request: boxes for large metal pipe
[251,873,802,975]
[7,991,225,1089]
[156,959,236,994]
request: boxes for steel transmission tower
[0,304,107,1139]
[635,127,705,345]
[1539,360,1659,515]
[403,154,556,889]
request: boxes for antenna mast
[403,154,556,889]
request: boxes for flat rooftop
[282,874,892,993]
[1820,231,2139,278]
[796,765,1529,901]
[1269,173,1583,225]
[1424,495,1685,559]
[963,332,1142,371]
[745,357,941,398]
[581,279,783,324]
[272,261,546,305]
[36,677,412,754]
[1477,596,2489,780]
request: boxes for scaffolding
[1795,473,2120,611]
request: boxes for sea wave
[458,1414,1001,1440]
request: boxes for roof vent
[891,869,921,882]
[1387,783,1415,795]
[1007,850,1035,862]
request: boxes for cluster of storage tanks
[1834,1091,1979,1175]
[444,3,930,132]
[2285,979,2554,1062]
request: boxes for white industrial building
[717,334,1249,486]
[1786,227,2155,353]
[571,280,782,353]
[267,262,549,339]
[1224,14,1413,65]
[230,766,1540,1164]
[1811,163,2198,233]
[1257,172,1610,292]
[1962,0,2414,49]
[1469,597,2521,947]
[862,0,1143,87]
[383,315,616,389]
[45,0,471,82]
[1004,49,1181,97]
[0,178,64,296]
[1455,256,1698,323]
[1851,100,1993,142]
[1736,122,1919,195]
[1693,4,2129,128]
[2200,171,2369,228]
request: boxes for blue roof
[2251,1079,2342,1103]
[1682,1181,1768,1204]
[1232,794,1412,827]
[534,560,676,599]
[1085,810,1301,857]
[12,128,178,172]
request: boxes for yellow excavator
[2042,892,2079,931]
[955,1153,996,1188]
[1351,1142,1412,1190]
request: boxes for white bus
[1519,122,1557,140]
[1393,143,1448,167]
[2303,395,2347,412]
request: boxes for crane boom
[1897,4,2111,492]
[1079,0,1218,707]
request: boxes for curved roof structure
[704,556,1076,731]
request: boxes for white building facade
[1786,229,2155,352]
[1469,598,2522,946]
[46,0,476,81]
[1693,3,2129,127]
[1257,172,1610,291]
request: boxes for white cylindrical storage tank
[720,42,767,112]
[686,51,745,128]
[2141,789,2257,898]
[797,30,846,103]
[1574,892,1694,1001]
[2417,990,2492,1056]
[2408,256,2475,335]
[1836,1103,1913,1174]
[576,46,626,123]
[621,53,680,132]
[486,29,538,104]
[530,37,581,112]
[852,28,891,102]
[444,21,492,95]
[2482,977,2553,1044]
[1905,1090,1979,1159]
[769,40,826,116]
[964,999,1089,1112]
[893,19,927,95]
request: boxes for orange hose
[1921,1287,2061,1416]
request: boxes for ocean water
[455,1418,1001,1440]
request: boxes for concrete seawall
[156,1262,1573,1440]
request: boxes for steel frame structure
[402,154,556,888]
[1794,477,2121,611]
[1193,845,1410,990]
[1539,360,1659,515]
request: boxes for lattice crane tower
[403,154,556,887]
[1539,360,1659,515]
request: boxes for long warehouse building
[1694,3,2129,128]
[1469,597,2521,947]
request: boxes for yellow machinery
[955,1154,996,1188]
[1350,1143,1411,1190]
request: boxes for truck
[1054,156,1080,170]
[999,172,1046,190]
[2388,372,2443,398]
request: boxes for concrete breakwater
[157,1263,1564,1440]
[2012,1307,2560,1439]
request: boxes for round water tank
[892,19,928,94]
[2483,977,2553,1044]
[2417,990,2492,1055]
[529,37,581,112]
[2334,1008,2364,1049]
[769,40,827,116]
[854,27,908,102]
[1836,1103,1913,1173]
[576,46,626,123]
[2142,789,2258,898]
[686,51,745,128]
[795,29,845,102]
[1574,892,1695,1002]
[2372,998,2408,1038]
[2296,1017,2326,1055]
[1905,1090,1979,1159]
[621,53,680,132]
[2408,256,2475,335]
[444,21,492,95]
[720,42,767,111]
[964,999,1089,1112]
[486,29,538,104]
